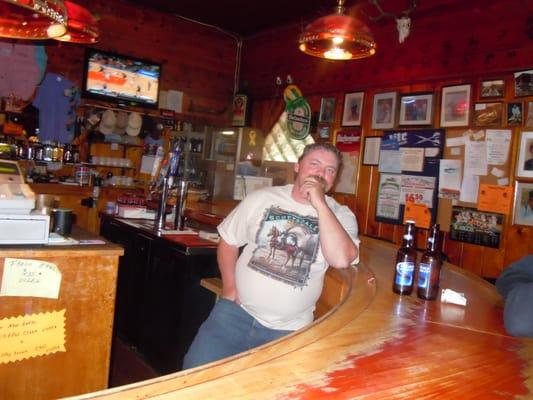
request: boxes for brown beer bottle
[392,221,417,295]
[417,224,443,300]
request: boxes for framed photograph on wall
[341,91,364,126]
[440,84,471,127]
[514,69,533,97]
[473,102,503,127]
[507,102,523,126]
[399,93,434,125]
[319,97,336,123]
[318,124,330,139]
[479,79,505,99]
[516,131,533,178]
[526,101,533,128]
[371,91,397,129]
[513,181,533,226]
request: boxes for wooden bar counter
[68,235,532,399]
[0,230,123,400]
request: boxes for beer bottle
[393,221,417,295]
[417,224,443,300]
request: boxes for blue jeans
[183,298,293,369]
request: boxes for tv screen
[82,48,161,108]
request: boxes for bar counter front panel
[69,235,532,400]
[0,233,123,400]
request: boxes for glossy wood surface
[0,234,123,400]
[68,236,531,399]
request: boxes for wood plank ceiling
[125,0,501,38]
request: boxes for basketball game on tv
[83,49,161,107]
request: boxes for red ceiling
[126,0,494,38]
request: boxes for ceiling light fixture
[54,0,99,43]
[298,0,376,61]
[0,0,67,39]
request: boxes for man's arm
[314,201,358,268]
[302,177,358,268]
[217,237,241,302]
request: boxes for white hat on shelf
[114,111,129,135]
[98,109,116,135]
[126,112,143,137]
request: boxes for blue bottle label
[418,263,431,289]
[395,262,415,286]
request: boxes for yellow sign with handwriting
[0,258,61,299]
[0,310,66,364]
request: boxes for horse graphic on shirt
[267,225,304,269]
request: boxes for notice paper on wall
[0,258,62,299]
[0,310,66,364]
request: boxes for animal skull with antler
[396,16,411,43]
[366,0,417,43]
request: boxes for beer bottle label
[395,262,415,286]
[418,263,431,289]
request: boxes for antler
[364,0,417,21]
[401,0,418,17]
[364,0,396,21]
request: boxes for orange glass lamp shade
[298,4,376,61]
[55,0,98,43]
[0,0,67,39]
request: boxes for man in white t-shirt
[183,143,360,369]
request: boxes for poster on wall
[376,173,402,220]
[333,130,361,194]
[375,129,444,225]
[449,206,503,248]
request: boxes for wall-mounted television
[82,48,161,108]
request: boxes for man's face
[294,149,339,192]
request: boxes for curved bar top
[70,236,532,399]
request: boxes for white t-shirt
[217,184,360,330]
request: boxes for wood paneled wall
[43,0,237,125]
[240,0,533,277]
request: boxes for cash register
[0,160,50,244]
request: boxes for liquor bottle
[417,224,443,300]
[393,221,417,295]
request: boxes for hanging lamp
[54,0,98,43]
[0,0,67,39]
[298,0,376,61]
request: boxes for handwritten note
[0,310,66,364]
[1,258,62,299]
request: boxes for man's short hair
[298,143,342,167]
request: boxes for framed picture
[371,92,397,130]
[513,181,533,226]
[362,136,381,165]
[341,91,364,126]
[479,79,505,98]
[440,84,471,127]
[450,206,503,248]
[473,102,503,127]
[514,69,533,97]
[319,97,336,123]
[516,131,533,178]
[399,93,434,125]
[318,124,330,139]
[507,102,523,126]
[526,101,533,128]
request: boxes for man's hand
[222,287,241,304]
[300,175,327,209]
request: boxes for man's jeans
[183,298,292,369]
